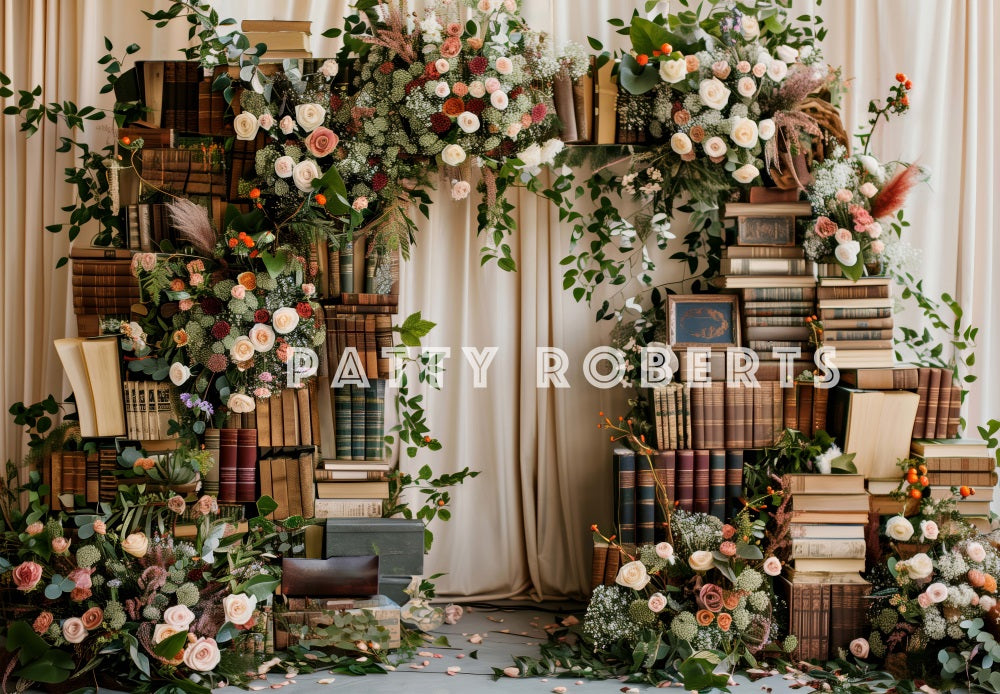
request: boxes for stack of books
[251,386,321,449]
[910,439,998,528]
[781,380,829,437]
[780,571,871,662]
[240,19,312,61]
[552,57,594,144]
[911,367,963,439]
[70,247,139,335]
[120,202,180,252]
[738,281,818,362]
[818,277,894,368]
[259,451,317,519]
[655,382,785,452]
[786,473,868,576]
[123,381,176,441]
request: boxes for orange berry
[590,524,598,532]
[960,486,972,498]
[918,464,927,474]
[919,476,929,487]
[906,473,918,485]
[249,249,259,258]
[907,467,917,475]
[896,72,907,83]
[598,411,604,417]
[228,238,238,248]
[636,54,649,66]
[909,488,922,499]
[245,239,255,248]
[249,188,261,199]
[901,96,909,107]
[661,43,672,54]
[640,434,645,443]
[121,136,131,145]
[437,499,445,506]
[904,79,912,90]
[423,435,431,443]
[805,317,812,323]
[315,193,327,206]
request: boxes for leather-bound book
[725,450,744,520]
[812,385,830,434]
[797,382,814,435]
[612,449,636,545]
[708,450,727,521]
[652,450,675,541]
[934,372,953,438]
[218,428,239,502]
[724,384,739,449]
[924,368,943,438]
[636,463,656,545]
[236,428,258,502]
[912,367,931,438]
[707,382,726,449]
[591,542,608,590]
[693,450,710,514]
[676,450,695,512]
[203,428,221,497]
[691,385,706,450]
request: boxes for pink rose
[698,583,725,612]
[305,127,339,158]
[231,284,246,299]
[871,240,885,254]
[444,604,464,624]
[925,582,949,603]
[917,593,932,608]
[815,216,838,238]
[25,522,43,536]
[736,60,751,73]
[981,596,997,612]
[92,519,107,534]
[67,567,95,591]
[967,542,987,563]
[450,180,471,200]
[490,90,509,110]
[685,55,700,72]
[302,283,316,297]
[835,228,853,244]
[446,22,462,36]
[440,36,462,59]
[712,61,731,79]
[32,611,53,634]
[279,115,295,134]
[647,592,667,613]
[189,273,204,287]
[183,637,221,672]
[719,541,737,557]
[167,495,186,514]
[253,386,272,399]
[654,542,674,562]
[81,606,104,630]
[835,188,854,202]
[850,204,875,231]
[752,62,767,78]
[721,524,736,539]
[13,561,43,591]
[62,617,88,644]
[258,113,275,130]
[762,556,782,577]
[860,181,878,198]
[352,197,369,211]
[485,77,501,93]
[849,638,870,658]
[178,299,194,311]
[195,495,214,516]
[495,57,513,75]
[51,537,71,554]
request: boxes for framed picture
[667,295,740,349]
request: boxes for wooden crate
[274,594,400,650]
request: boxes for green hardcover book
[351,381,366,460]
[340,241,355,294]
[612,448,636,546]
[364,253,377,294]
[334,383,353,459]
[709,450,727,521]
[364,379,386,461]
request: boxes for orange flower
[249,188,261,199]
[121,136,131,145]
[636,54,649,66]
[442,97,466,117]
[716,613,732,632]
[696,610,714,626]
[237,271,257,291]
[984,574,997,593]
[169,279,185,292]
[722,592,740,611]
[135,457,156,471]
[896,72,907,83]
[315,193,327,206]
[172,329,189,347]
[228,238,238,248]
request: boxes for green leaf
[256,495,278,517]
[235,573,280,601]
[735,542,763,560]
[153,630,189,659]
[617,54,661,95]
[587,36,603,50]
[6,621,49,662]
[259,249,289,278]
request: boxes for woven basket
[767,96,849,190]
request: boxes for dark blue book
[636,456,655,545]
[612,448,636,546]
[709,449,727,521]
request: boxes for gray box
[379,575,412,606]
[324,518,424,576]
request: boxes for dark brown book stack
[783,381,829,436]
[906,439,998,526]
[161,61,202,132]
[197,67,232,135]
[236,428,258,502]
[70,247,139,333]
[818,277,894,369]
[911,366,962,439]
[780,574,871,661]
[553,58,594,144]
[120,202,181,251]
[829,582,873,657]
[140,147,227,196]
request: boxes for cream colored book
[54,337,125,437]
[833,388,919,478]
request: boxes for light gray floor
[221,602,887,694]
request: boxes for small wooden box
[736,215,796,246]
[274,595,401,650]
[324,518,424,576]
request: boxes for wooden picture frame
[667,295,741,350]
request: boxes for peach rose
[814,216,838,238]
[67,567,94,591]
[279,115,295,134]
[722,592,741,610]
[849,638,870,658]
[917,593,932,608]
[32,611,53,634]
[306,127,339,158]
[835,228,853,244]
[925,582,949,603]
[703,136,727,158]
[763,556,782,577]
[440,36,462,59]
[51,536,71,554]
[984,575,997,593]
[153,623,181,644]
[274,155,294,178]
[711,60,731,79]
[695,609,714,626]
[615,560,650,590]
[248,323,276,352]
[25,521,44,536]
[647,592,667,613]
[230,336,256,363]
[92,519,107,535]
[688,550,714,572]
[736,60,751,73]
[81,606,104,630]
[716,613,732,631]
[967,542,987,563]
[222,593,258,626]
[685,55,700,72]
[164,604,196,630]
[271,307,301,334]
[121,532,149,558]
[291,159,321,192]
[655,542,674,562]
[719,541,737,557]
[62,617,88,644]
[227,393,255,413]
[183,637,221,672]
[13,561,43,591]
[752,62,767,78]
[835,188,854,202]
[167,495,186,514]
[230,284,246,300]
[495,57,513,75]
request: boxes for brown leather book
[269,391,284,447]
[771,382,785,444]
[797,382,814,435]
[947,385,962,437]
[740,386,753,449]
[298,451,316,518]
[752,385,768,448]
[236,428,258,503]
[829,581,871,658]
[707,382,726,449]
[296,387,312,446]
[724,384,739,449]
[676,450,695,512]
[691,386,706,450]
[653,450,676,509]
[812,385,829,434]
[924,368,943,438]
[602,546,621,586]
[816,285,890,300]
[286,453,303,518]
[364,314,378,379]
[693,450,710,514]
[218,428,239,502]
[912,367,931,437]
[591,542,608,590]
[258,457,274,516]
[783,379,799,431]
[935,373,953,438]
[308,381,322,447]
[271,457,289,519]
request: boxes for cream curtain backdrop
[0,0,997,599]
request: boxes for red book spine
[677,450,695,512]
[218,428,239,502]
[236,428,258,502]
[693,450,710,514]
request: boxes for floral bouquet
[801,77,919,279]
[0,485,280,692]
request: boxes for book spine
[591,542,609,591]
[203,428,221,496]
[636,463,655,545]
[812,385,829,435]
[693,450,709,514]
[602,546,621,586]
[790,538,867,559]
[947,384,961,437]
[708,383,725,449]
[724,384,739,449]
[752,385,767,448]
[797,382,814,435]
[912,367,931,437]
[236,428,258,502]
[740,287,816,301]
[935,372,953,438]
[725,450,743,520]
[771,382,784,445]
[218,428,239,502]
[364,380,385,461]
[925,368,943,438]
[612,450,636,545]
[375,315,393,379]
[334,384,353,459]
[819,307,892,319]
[350,383,366,460]
[340,241,355,294]
[708,450,726,521]
[816,285,890,299]
[676,450,694,512]
[652,451,671,542]
[823,329,893,341]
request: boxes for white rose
[233,112,260,141]
[163,604,195,630]
[468,81,486,98]
[654,542,674,562]
[291,159,321,192]
[435,58,450,74]
[902,552,934,580]
[703,136,727,158]
[762,556,783,577]
[799,44,813,60]
[271,306,301,334]
[248,323,275,352]
[279,115,295,134]
[294,103,326,133]
[153,624,181,644]
[730,117,759,148]
[227,393,256,413]
[121,531,149,558]
[925,582,949,603]
[967,542,987,563]
[776,45,799,63]
[860,182,879,198]
[516,143,542,168]
[230,336,256,363]
[758,118,776,141]
[274,155,295,178]
[670,132,693,155]
[981,596,998,612]
[919,519,939,541]
[834,241,860,266]
[767,60,788,82]
[434,81,450,98]
[169,362,191,386]
[885,515,915,542]
[222,593,258,626]
[441,144,467,167]
[647,592,667,613]
[457,111,481,133]
[450,180,471,200]
[62,617,88,644]
[858,154,882,178]
[737,76,757,98]
[615,560,650,590]
[698,77,731,110]
[490,90,509,110]
[320,59,339,78]
[257,113,274,130]
[495,56,514,75]
[741,16,760,39]
[733,163,760,184]
[506,122,522,139]
[688,550,714,572]
[540,138,564,164]
[183,637,221,672]
[659,58,688,84]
